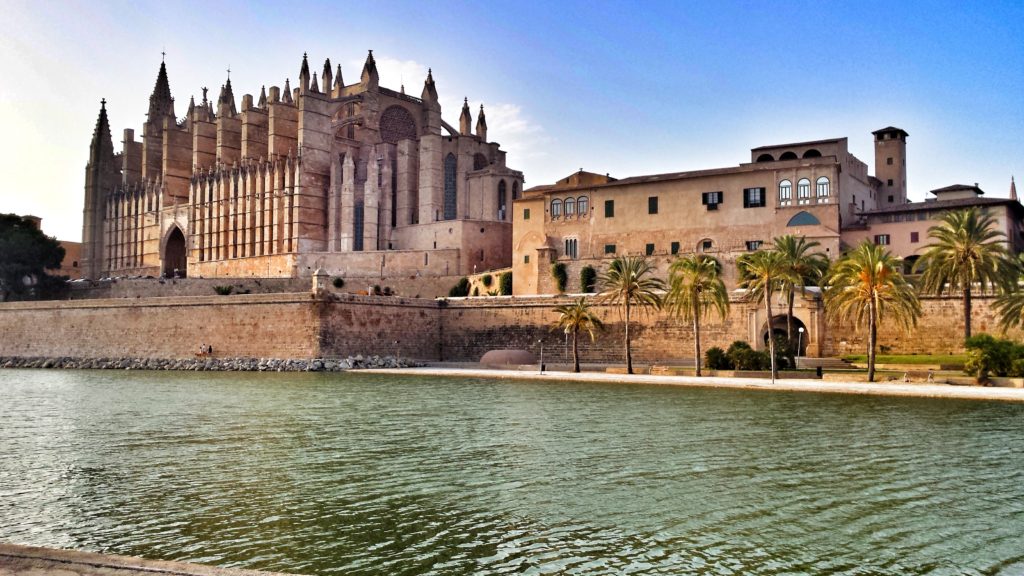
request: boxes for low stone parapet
[0,354,422,372]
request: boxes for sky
[0,0,1021,241]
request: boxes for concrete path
[0,544,301,576]
[363,367,1024,403]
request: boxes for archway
[761,314,808,356]
[162,226,187,278]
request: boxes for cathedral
[81,52,523,280]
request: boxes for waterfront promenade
[0,544,300,576]
[365,366,1024,403]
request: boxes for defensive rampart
[0,293,1020,363]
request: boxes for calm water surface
[1,370,1022,575]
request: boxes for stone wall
[822,295,1024,356]
[3,292,1021,365]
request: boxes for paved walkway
[0,544,300,576]
[363,367,1024,403]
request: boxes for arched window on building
[786,211,821,227]
[797,178,811,205]
[779,151,798,161]
[803,149,822,158]
[779,180,792,206]
[756,153,774,163]
[443,154,457,220]
[577,196,589,215]
[564,197,576,217]
[512,181,520,200]
[497,180,507,220]
[550,199,562,219]
[816,177,830,202]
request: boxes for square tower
[873,126,908,208]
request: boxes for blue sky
[1,0,1021,241]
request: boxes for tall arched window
[797,178,811,205]
[816,176,830,202]
[564,197,576,217]
[551,199,562,219]
[443,154,457,220]
[512,181,520,200]
[779,180,792,206]
[497,180,507,220]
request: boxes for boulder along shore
[0,355,420,372]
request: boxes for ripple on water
[1,370,1023,575]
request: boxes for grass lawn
[841,353,967,365]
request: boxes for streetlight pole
[538,339,544,374]
[797,327,804,365]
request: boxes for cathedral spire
[420,68,438,105]
[334,64,344,91]
[476,103,487,141]
[147,59,175,120]
[459,97,472,136]
[361,49,378,89]
[258,85,267,109]
[90,99,115,165]
[218,74,237,117]
[283,78,293,104]
[299,52,310,93]
[1012,176,1018,202]
[322,58,333,95]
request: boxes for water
[1,370,1023,575]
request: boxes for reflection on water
[1,370,1023,575]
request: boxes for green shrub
[332,277,345,289]
[725,340,772,371]
[448,277,471,297]
[472,286,479,296]
[964,333,1023,380]
[580,265,597,293]
[705,346,731,370]
[481,274,493,287]
[499,272,512,295]
[1010,358,1024,378]
[213,285,233,295]
[551,262,568,293]
[372,285,382,296]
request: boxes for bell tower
[873,126,909,208]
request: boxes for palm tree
[774,234,829,348]
[737,249,793,382]
[915,207,1016,341]
[824,241,921,382]
[552,297,605,373]
[665,254,730,376]
[992,254,1024,332]
[597,255,665,374]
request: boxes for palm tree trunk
[765,286,776,383]
[625,298,633,375]
[964,285,972,341]
[868,298,878,382]
[787,290,795,342]
[572,329,580,373]
[693,312,702,377]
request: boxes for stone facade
[81,52,522,282]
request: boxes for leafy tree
[737,249,793,382]
[551,262,568,293]
[597,255,664,374]
[580,265,597,293]
[774,234,829,345]
[551,297,605,372]
[481,273,493,287]
[0,214,66,301]
[665,254,730,376]
[915,207,1016,341]
[448,277,470,297]
[499,271,513,295]
[824,241,921,382]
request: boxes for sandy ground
[362,366,1024,403]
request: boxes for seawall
[1,293,1021,363]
